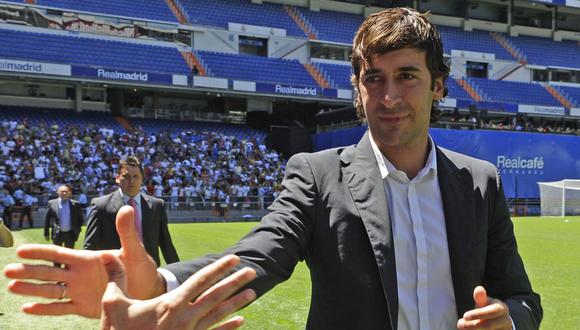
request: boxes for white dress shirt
[369,132,458,330]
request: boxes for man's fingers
[174,255,242,303]
[21,301,78,316]
[101,253,127,292]
[8,280,65,299]
[13,244,78,265]
[457,318,482,329]
[116,206,146,257]
[195,289,256,330]
[101,281,132,316]
[189,266,257,326]
[4,263,67,282]
[463,301,507,321]
[209,315,246,330]
[193,267,257,304]
[473,285,489,308]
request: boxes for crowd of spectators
[445,109,580,135]
[0,117,286,223]
[479,117,580,134]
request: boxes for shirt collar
[368,131,438,180]
[119,188,140,206]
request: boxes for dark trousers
[19,206,33,228]
[2,207,12,229]
[53,231,75,267]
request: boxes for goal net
[537,180,580,216]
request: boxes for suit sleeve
[484,170,542,329]
[163,153,316,297]
[158,200,179,264]
[43,203,52,238]
[83,200,103,250]
[73,201,85,241]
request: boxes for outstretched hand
[457,286,512,330]
[100,255,257,330]
[4,206,162,318]
[4,244,117,318]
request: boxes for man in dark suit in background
[83,155,179,266]
[44,184,84,266]
[4,8,542,330]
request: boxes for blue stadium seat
[0,28,190,75]
[504,35,580,68]
[437,26,514,60]
[179,0,305,38]
[314,63,352,89]
[197,51,318,87]
[469,78,561,106]
[130,117,267,143]
[446,78,472,101]
[0,105,125,131]
[555,85,580,107]
[295,8,363,44]
[3,0,178,23]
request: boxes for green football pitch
[1,216,578,329]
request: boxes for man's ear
[432,78,444,101]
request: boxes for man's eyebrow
[361,68,381,76]
[398,65,422,72]
[362,65,422,76]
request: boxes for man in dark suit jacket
[44,184,84,263]
[159,8,541,330]
[83,156,179,266]
[2,8,542,330]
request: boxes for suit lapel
[436,148,476,316]
[342,131,398,330]
[111,191,124,213]
[140,193,153,243]
[52,200,60,224]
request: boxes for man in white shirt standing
[5,7,541,330]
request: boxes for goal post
[537,179,580,217]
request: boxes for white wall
[193,30,238,54]
[269,37,309,62]
[0,95,75,109]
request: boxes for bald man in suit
[44,184,84,267]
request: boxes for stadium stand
[0,0,578,238]
[555,85,580,107]
[435,26,515,60]
[130,117,267,143]
[0,106,284,213]
[0,27,190,75]
[178,0,306,37]
[0,105,124,130]
[446,78,473,101]
[295,7,363,44]
[468,78,562,107]
[314,62,352,89]
[2,0,178,23]
[197,50,319,87]
[504,35,580,68]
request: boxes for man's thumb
[473,286,489,308]
[116,205,145,257]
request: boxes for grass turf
[1,216,578,329]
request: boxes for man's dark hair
[118,155,144,177]
[351,7,450,122]
[59,184,73,193]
